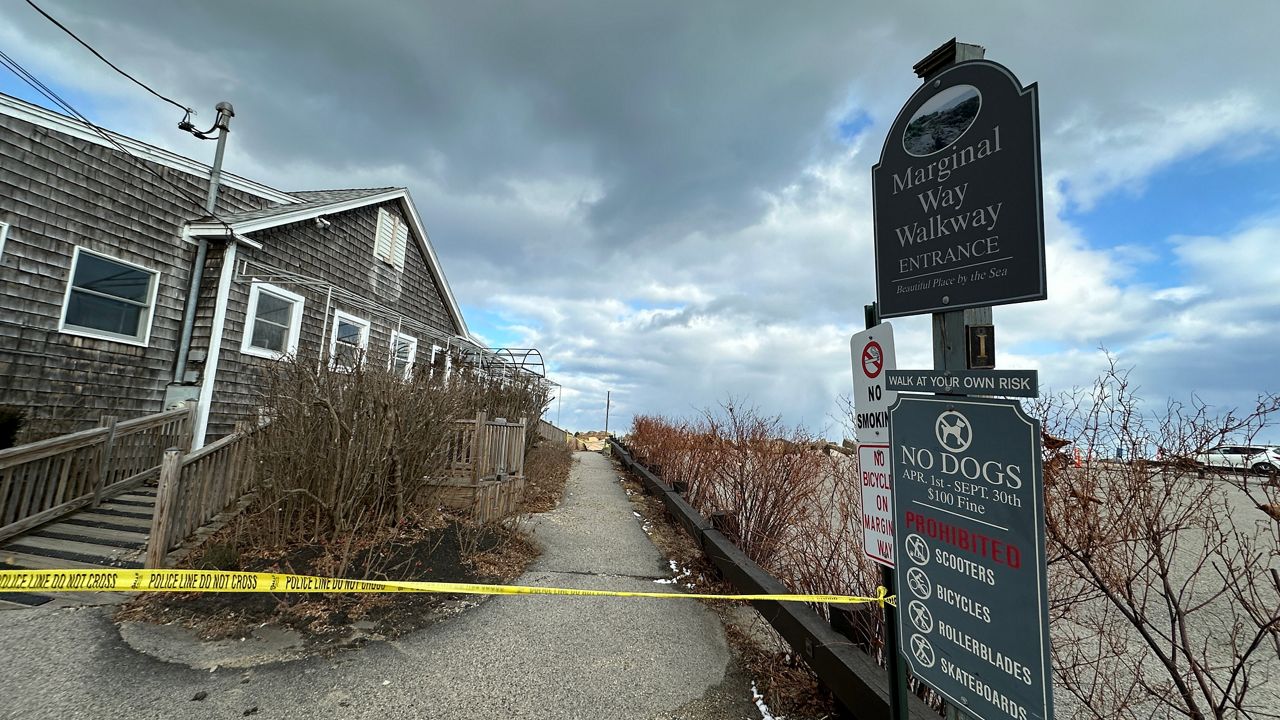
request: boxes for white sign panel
[850,323,898,444]
[858,442,894,567]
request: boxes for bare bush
[523,440,573,513]
[234,353,549,577]
[246,354,463,547]
[627,402,900,715]
[1032,359,1280,720]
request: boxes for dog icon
[935,411,971,452]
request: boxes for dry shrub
[1030,358,1280,720]
[523,440,573,513]
[627,402,889,718]
[629,405,882,601]
[235,352,550,577]
[698,403,826,568]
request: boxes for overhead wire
[0,48,235,234]
[23,0,191,114]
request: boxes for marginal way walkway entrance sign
[889,395,1053,720]
[872,59,1045,318]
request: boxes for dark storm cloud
[11,0,878,242]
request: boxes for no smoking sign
[862,341,885,379]
[850,324,897,444]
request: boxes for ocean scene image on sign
[903,84,980,156]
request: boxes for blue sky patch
[836,110,872,143]
[1064,146,1280,287]
[461,304,524,348]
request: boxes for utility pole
[604,390,611,434]
[173,102,235,387]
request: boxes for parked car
[1195,445,1280,475]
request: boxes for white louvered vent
[391,218,408,271]
[374,207,407,270]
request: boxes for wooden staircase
[0,487,156,609]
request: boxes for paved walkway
[0,452,751,719]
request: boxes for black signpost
[889,395,1053,720]
[863,37,1052,720]
[873,56,1045,318]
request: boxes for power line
[23,0,191,114]
[0,49,234,233]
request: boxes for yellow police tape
[0,568,894,607]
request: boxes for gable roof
[203,187,398,227]
[187,188,470,339]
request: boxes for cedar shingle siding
[0,112,266,441]
[0,99,465,444]
[204,202,461,437]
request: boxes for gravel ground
[0,452,756,720]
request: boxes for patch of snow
[751,681,778,720]
[654,559,694,586]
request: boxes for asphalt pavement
[0,451,750,719]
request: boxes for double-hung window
[0,222,9,259]
[241,283,305,359]
[329,310,370,371]
[373,207,408,270]
[59,246,159,345]
[390,332,418,380]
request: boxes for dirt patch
[116,442,574,664]
[116,517,537,652]
[612,459,834,720]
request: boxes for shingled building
[0,92,481,447]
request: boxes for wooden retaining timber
[608,437,936,720]
[0,404,194,544]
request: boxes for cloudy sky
[3,1,1278,437]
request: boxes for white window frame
[240,282,306,360]
[374,207,408,271]
[0,221,9,260]
[58,245,160,347]
[389,331,418,380]
[328,309,371,371]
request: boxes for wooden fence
[536,418,574,447]
[447,414,527,483]
[434,414,528,522]
[0,404,194,543]
[145,422,260,568]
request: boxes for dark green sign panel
[873,60,1045,318]
[889,395,1053,720]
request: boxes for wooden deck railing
[0,404,195,543]
[145,423,260,568]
